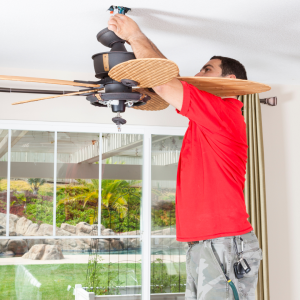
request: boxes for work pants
[185,231,262,300]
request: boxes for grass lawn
[0,263,141,300]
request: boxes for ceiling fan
[0,6,271,131]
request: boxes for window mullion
[6,129,11,237]
[141,130,151,300]
[98,132,102,236]
[53,131,57,236]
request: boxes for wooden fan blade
[0,75,100,88]
[12,89,98,105]
[109,58,179,88]
[133,88,169,111]
[177,77,271,97]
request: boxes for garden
[0,177,176,233]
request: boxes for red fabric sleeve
[176,81,224,132]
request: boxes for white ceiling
[0,0,299,86]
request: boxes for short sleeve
[176,81,224,132]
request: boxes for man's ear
[225,74,236,79]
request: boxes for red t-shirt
[176,81,253,242]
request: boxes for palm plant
[57,179,140,227]
[27,178,46,195]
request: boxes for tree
[57,179,140,227]
[27,178,46,195]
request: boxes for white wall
[260,84,300,300]
[1,83,298,299]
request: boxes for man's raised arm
[108,14,183,111]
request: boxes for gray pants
[185,231,262,300]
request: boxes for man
[108,14,263,300]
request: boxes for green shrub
[26,198,53,225]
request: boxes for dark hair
[210,56,247,80]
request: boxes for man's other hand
[108,14,144,43]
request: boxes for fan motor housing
[92,52,135,79]
[92,27,135,79]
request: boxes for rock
[36,224,54,236]
[0,213,5,227]
[42,245,64,260]
[81,238,91,247]
[16,217,32,235]
[9,214,20,233]
[44,239,62,247]
[76,222,92,235]
[61,223,76,234]
[23,244,45,260]
[43,238,90,252]
[0,243,3,253]
[82,224,106,234]
[89,238,98,249]
[56,227,73,236]
[100,224,106,233]
[110,239,124,251]
[0,239,9,251]
[120,230,140,236]
[94,239,110,251]
[23,244,64,260]
[0,213,20,233]
[0,225,5,236]
[102,228,115,236]
[24,223,40,236]
[34,224,73,236]
[121,238,141,250]
[26,239,45,250]
[7,239,28,254]
[61,239,90,251]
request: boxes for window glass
[9,130,54,237]
[0,237,141,299]
[56,132,100,236]
[151,237,187,296]
[151,135,183,235]
[101,133,143,236]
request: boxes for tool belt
[187,241,199,247]
[186,240,239,300]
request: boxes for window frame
[0,119,187,300]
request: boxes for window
[0,122,186,300]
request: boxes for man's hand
[107,14,184,110]
[107,14,162,59]
[108,14,145,44]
